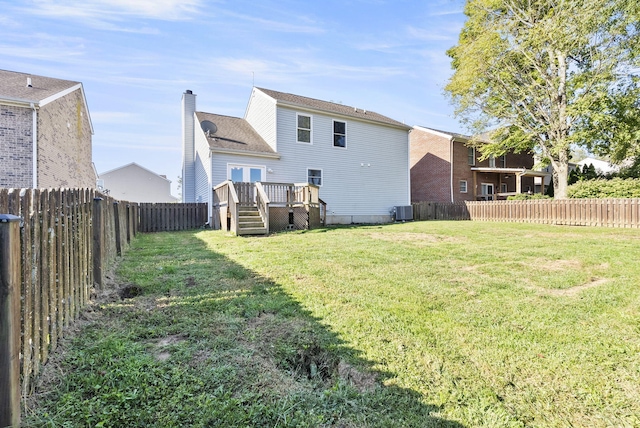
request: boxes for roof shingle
[0,69,80,103]
[256,87,410,129]
[195,112,277,155]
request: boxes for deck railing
[213,181,323,233]
[255,182,270,235]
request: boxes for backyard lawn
[25,221,640,427]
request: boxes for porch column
[516,173,523,194]
[472,171,478,200]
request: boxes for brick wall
[0,105,34,188]
[37,89,94,188]
[410,129,452,202]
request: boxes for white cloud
[25,0,205,21]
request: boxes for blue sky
[1,0,467,196]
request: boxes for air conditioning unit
[394,205,413,221]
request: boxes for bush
[567,178,640,198]
[507,193,552,200]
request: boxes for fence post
[113,202,121,257]
[92,198,104,289]
[0,214,22,428]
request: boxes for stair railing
[255,182,270,235]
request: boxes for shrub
[507,193,552,200]
[567,178,640,198]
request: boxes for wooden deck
[213,181,325,235]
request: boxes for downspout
[449,137,454,203]
[30,103,37,188]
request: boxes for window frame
[307,168,323,187]
[296,113,313,144]
[459,180,468,193]
[467,147,475,166]
[500,155,506,168]
[227,163,266,183]
[489,154,496,168]
[501,183,508,193]
[333,120,347,149]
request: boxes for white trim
[307,167,323,187]
[40,83,95,135]
[413,125,454,140]
[332,119,347,149]
[296,112,313,144]
[210,147,281,159]
[449,137,454,202]
[468,146,476,166]
[459,180,468,193]
[227,163,266,182]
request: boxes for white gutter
[449,136,454,203]
[30,103,38,188]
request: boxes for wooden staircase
[237,206,267,235]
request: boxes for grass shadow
[25,230,465,427]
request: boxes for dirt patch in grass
[531,278,610,297]
[243,313,377,393]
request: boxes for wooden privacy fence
[413,199,640,228]
[138,202,209,232]
[0,188,207,427]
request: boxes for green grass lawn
[25,221,640,427]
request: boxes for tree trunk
[553,161,569,199]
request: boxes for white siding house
[182,87,411,224]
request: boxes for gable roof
[195,112,279,158]
[256,87,411,130]
[414,125,471,142]
[0,69,94,134]
[99,162,172,182]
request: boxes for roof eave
[273,98,410,131]
[210,147,281,159]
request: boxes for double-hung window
[489,155,496,168]
[460,180,468,193]
[307,168,322,186]
[468,147,475,165]
[297,113,312,143]
[333,120,346,148]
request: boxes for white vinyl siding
[194,127,212,204]
[274,106,409,219]
[245,88,277,151]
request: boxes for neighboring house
[410,126,547,202]
[576,157,619,175]
[182,87,412,225]
[98,162,179,203]
[0,69,95,188]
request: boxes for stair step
[238,227,268,236]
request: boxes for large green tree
[446,0,640,198]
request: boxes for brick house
[410,126,548,202]
[0,69,95,189]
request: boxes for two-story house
[98,162,179,203]
[0,69,95,189]
[411,126,548,202]
[182,87,411,226]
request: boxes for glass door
[228,164,265,183]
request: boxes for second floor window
[333,120,346,148]
[297,114,312,143]
[468,147,475,165]
[489,155,496,168]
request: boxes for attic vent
[201,120,217,137]
[26,77,32,87]
[393,206,413,222]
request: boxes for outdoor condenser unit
[394,206,413,221]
